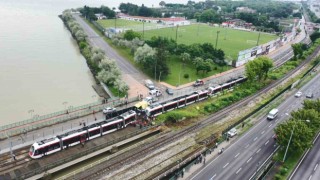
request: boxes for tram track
[73,46,320,179]
[0,147,31,175]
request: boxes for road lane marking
[236,168,242,174]
[265,140,269,145]
[314,164,318,171]
[275,119,278,122]
[211,174,216,179]
[261,131,265,134]
[256,148,261,153]
[308,175,312,180]
[223,163,229,168]
[268,124,273,128]
[235,153,240,158]
[245,144,250,148]
[254,137,258,141]
[247,157,252,163]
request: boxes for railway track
[0,147,31,175]
[73,45,320,180]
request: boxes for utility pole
[175,25,179,43]
[256,32,261,46]
[143,21,145,40]
[215,31,220,49]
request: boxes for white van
[145,79,155,90]
[267,109,279,120]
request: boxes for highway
[289,133,320,180]
[189,67,320,180]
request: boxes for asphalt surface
[188,66,320,180]
[290,133,320,180]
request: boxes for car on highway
[227,128,237,138]
[295,91,302,97]
[166,88,174,95]
[103,107,116,114]
[306,92,314,98]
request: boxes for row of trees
[275,99,320,155]
[80,6,115,21]
[245,56,274,82]
[119,3,161,17]
[61,10,129,95]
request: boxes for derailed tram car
[29,110,137,159]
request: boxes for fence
[16,126,155,180]
[0,96,138,139]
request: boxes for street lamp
[256,32,261,46]
[175,25,179,43]
[28,109,34,119]
[62,102,68,113]
[215,31,220,49]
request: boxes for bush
[274,174,282,180]
[279,167,288,176]
[184,74,189,79]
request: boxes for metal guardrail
[0,97,138,139]
[17,126,155,180]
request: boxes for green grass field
[165,55,232,86]
[143,24,278,59]
[97,19,158,31]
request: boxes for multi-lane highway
[289,133,320,180]
[189,67,320,180]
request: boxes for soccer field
[143,24,278,59]
[97,19,158,32]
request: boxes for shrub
[279,167,288,176]
[184,74,189,79]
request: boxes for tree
[291,109,320,132]
[245,56,273,82]
[275,120,313,154]
[114,79,129,95]
[180,52,191,68]
[134,44,156,64]
[159,1,166,8]
[123,30,142,41]
[97,58,121,85]
[75,30,87,42]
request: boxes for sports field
[97,19,159,31]
[143,24,278,59]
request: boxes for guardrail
[0,96,138,139]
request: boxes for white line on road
[308,175,312,180]
[254,137,258,141]
[247,157,252,163]
[211,174,216,179]
[265,140,269,145]
[261,130,265,134]
[314,164,318,171]
[275,119,278,122]
[236,168,242,174]
[268,124,273,128]
[235,153,240,158]
[223,163,229,168]
[256,148,261,153]
[245,144,250,148]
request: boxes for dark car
[166,88,174,95]
[306,93,313,98]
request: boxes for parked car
[166,88,174,95]
[193,79,204,87]
[103,107,116,114]
[149,89,162,97]
[145,79,155,90]
[306,92,313,98]
[227,128,237,138]
[295,91,302,97]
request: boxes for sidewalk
[176,139,235,180]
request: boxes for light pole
[175,25,179,43]
[28,109,34,119]
[62,102,68,113]
[143,20,145,40]
[256,32,261,46]
[159,71,162,82]
[215,31,220,49]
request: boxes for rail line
[0,147,31,175]
[70,45,320,179]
